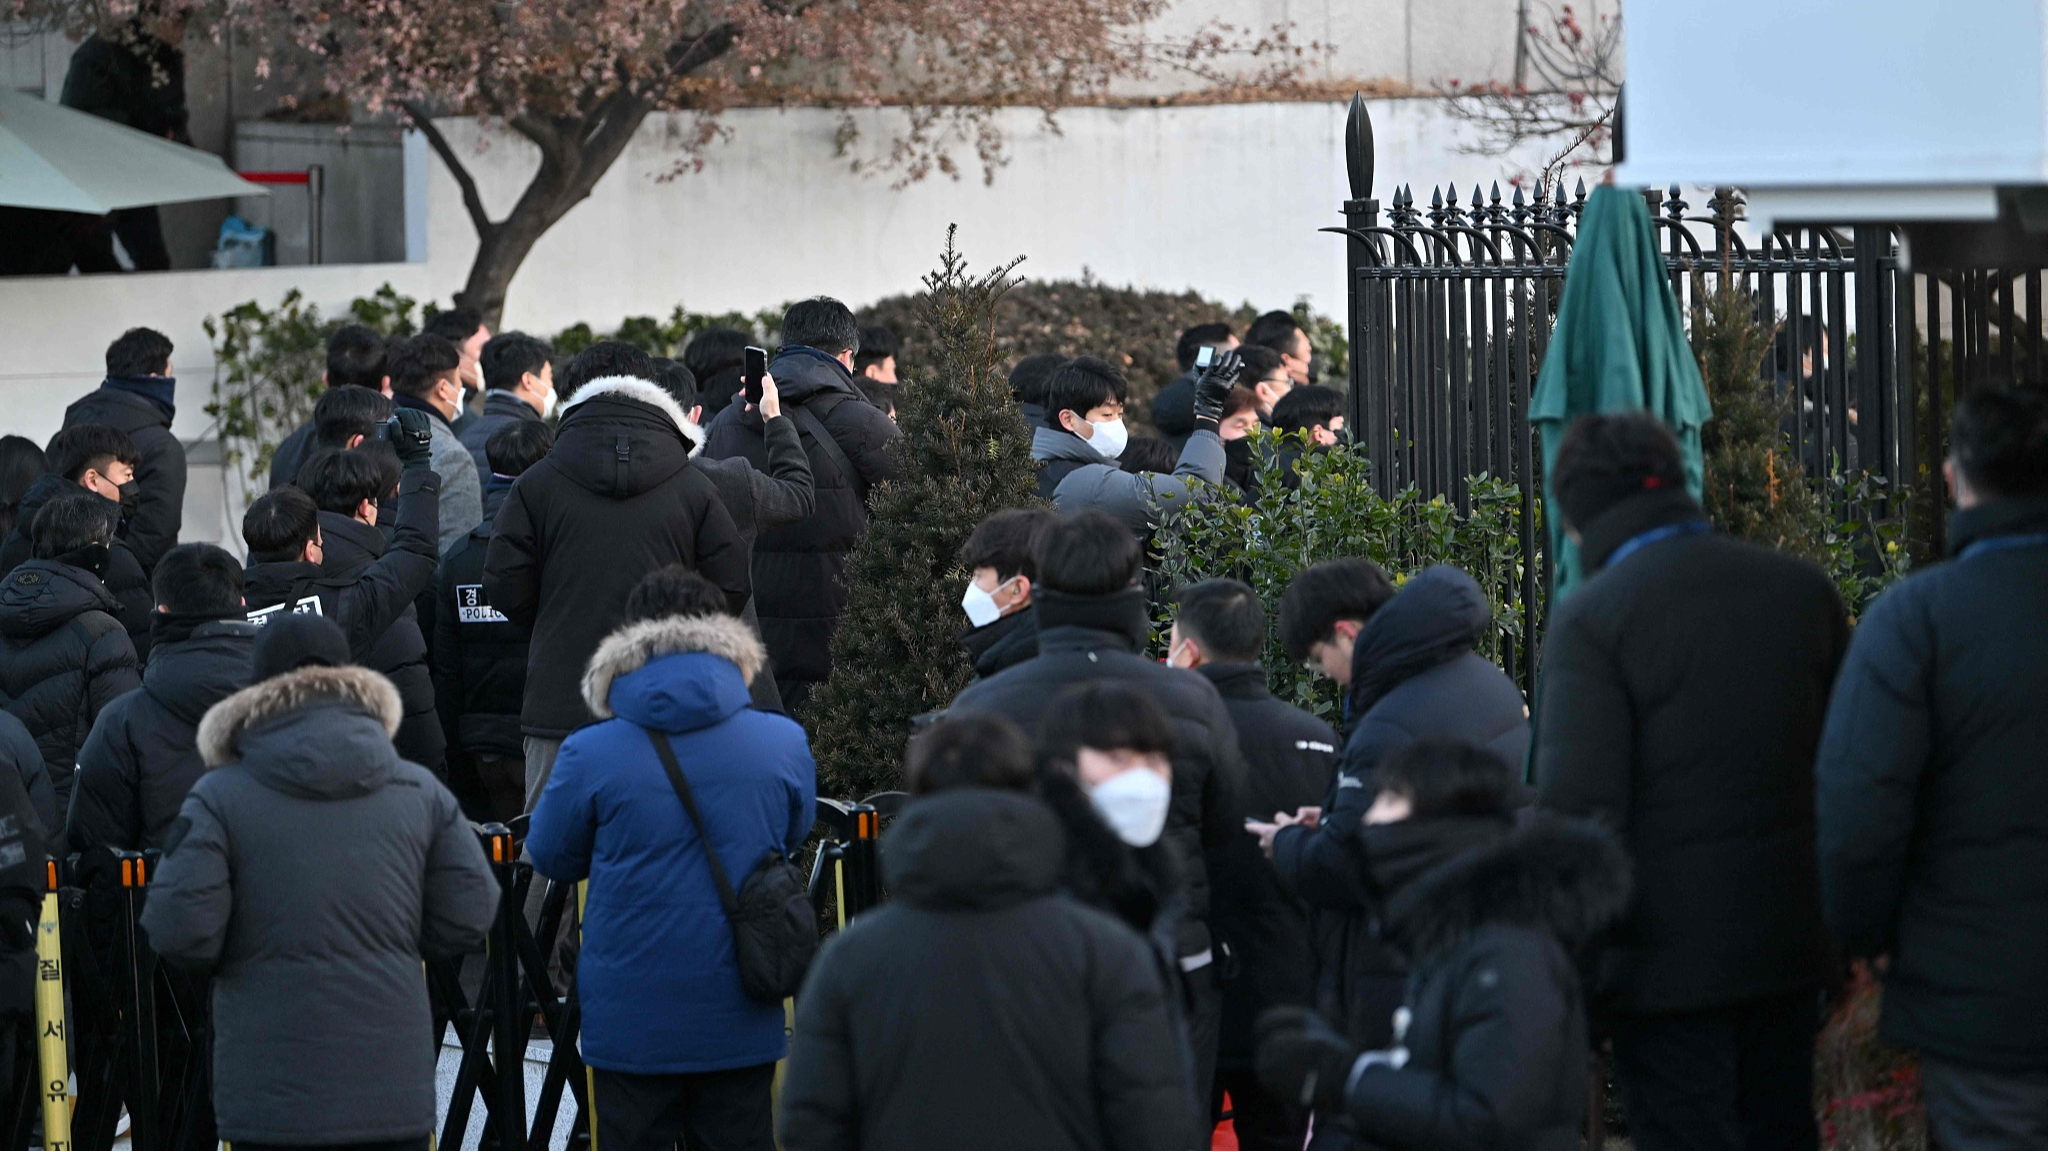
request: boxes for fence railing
[1329,93,2048,678]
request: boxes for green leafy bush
[204,284,418,493]
[1151,433,1533,722]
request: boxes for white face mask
[1086,417,1130,461]
[961,575,1015,629]
[1089,767,1172,847]
[540,384,559,420]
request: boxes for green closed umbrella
[1531,184,1713,605]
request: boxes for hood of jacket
[883,788,1066,912]
[958,604,1040,678]
[1,559,120,640]
[1348,565,1491,717]
[1949,495,2048,557]
[1032,424,1110,466]
[769,346,863,405]
[1196,662,1273,702]
[1383,815,1632,963]
[196,664,405,798]
[582,613,766,733]
[71,379,174,429]
[551,376,705,499]
[316,509,385,574]
[1579,488,1710,573]
[144,619,258,724]
[1033,586,1150,655]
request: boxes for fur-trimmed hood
[1384,814,1632,962]
[560,375,704,457]
[582,613,766,727]
[196,664,406,798]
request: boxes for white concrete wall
[0,97,1553,547]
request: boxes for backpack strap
[790,397,868,504]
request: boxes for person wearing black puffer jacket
[484,342,750,808]
[62,328,185,573]
[0,424,152,660]
[701,298,900,712]
[783,713,1195,1150]
[1258,561,1530,1070]
[1169,578,1339,1150]
[950,511,1243,1122]
[0,492,140,810]
[69,544,256,855]
[1257,740,1631,1151]
[1535,413,1845,1149]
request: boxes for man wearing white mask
[956,508,1057,683]
[949,510,1245,1129]
[1031,356,1238,539]
[461,332,558,479]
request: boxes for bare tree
[1440,1,1621,196]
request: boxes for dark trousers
[1216,1067,1308,1150]
[1185,961,1222,1124]
[1611,988,1820,1150]
[591,1063,776,1150]
[474,753,527,826]
[1922,1057,2048,1149]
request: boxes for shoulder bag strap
[643,726,741,916]
[789,399,868,503]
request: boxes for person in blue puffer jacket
[526,565,816,1150]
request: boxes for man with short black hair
[855,324,899,385]
[703,298,900,711]
[1270,385,1347,446]
[957,507,1056,681]
[300,448,444,774]
[1536,411,1844,1150]
[1169,578,1337,1150]
[1153,322,1239,448]
[1817,386,2048,1148]
[388,333,483,552]
[435,420,555,822]
[307,385,397,459]
[1035,355,1234,535]
[425,306,492,434]
[269,325,393,489]
[1246,310,1312,385]
[0,491,140,807]
[70,542,257,855]
[1234,345,1294,419]
[1,424,153,656]
[949,509,1244,1118]
[63,327,183,572]
[1009,353,1065,431]
[461,332,555,478]
[486,341,752,804]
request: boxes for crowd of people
[0,294,2044,1151]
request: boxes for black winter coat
[63,380,186,572]
[701,348,899,706]
[1198,662,1340,1070]
[0,712,48,1019]
[1271,565,1529,1045]
[957,604,1040,682]
[1151,367,1201,451]
[1537,490,1845,1015]
[140,664,497,1148]
[267,421,315,491]
[484,377,750,738]
[312,510,443,771]
[0,710,56,845]
[60,31,190,140]
[782,788,1197,1150]
[0,473,152,660]
[0,560,139,809]
[1340,815,1631,1149]
[457,390,545,480]
[432,482,525,759]
[68,616,255,855]
[949,586,1244,962]
[695,411,818,712]
[1816,497,2048,1071]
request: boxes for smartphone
[743,346,769,406]
[1194,345,1216,370]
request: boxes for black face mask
[117,479,142,517]
[58,543,110,579]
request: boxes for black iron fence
[1329,93,2048,677]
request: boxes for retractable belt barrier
[809,792,905,929]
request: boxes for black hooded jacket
[1537,489,1845,1015]
[311,509,444,772]
[432,481,525,759]
[0,559,140,808]
[701,348,900,704]
[1336,815,1632,1149]
[782,788,1197,1150]
[68,616,256,853]
[0,714,48,1019]
[1270,566,1530,1045]
[63,380,186,572]
[1198,662,1340,1069]
[484,377,750,738]
[950,586,1244,962]
[958,604,1040,682]
[0,473,152,660]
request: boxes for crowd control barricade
[34,857,70,1151]
[808,792,904,929]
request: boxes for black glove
[384,408,435,468]
[1255,1005,1359,1110]
[1191,349,1243,426]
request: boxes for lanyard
[1605,519,1714,569]
[1958,532,2048,561]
